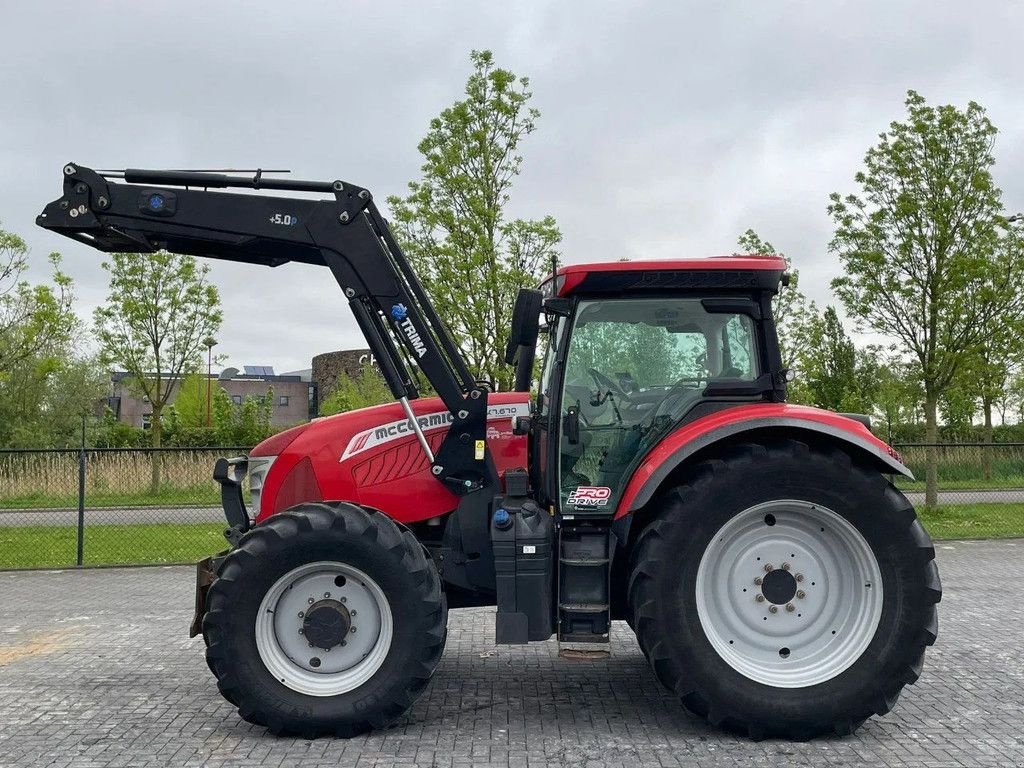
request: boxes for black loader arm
[37,162,495,495]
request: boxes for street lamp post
[204,337,217,428]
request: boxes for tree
[973,221,1024,476]
[320,368,393,416]
[801,306,858,411]
[94,251,222,490]
[388,50,561,390]
[873,358,922,442]
[0,223,75,383]
[828,91,1017,506]
[0,346,107,447]
[734,229,817,402]
[939,374,977,438]
[1008,371,1024,424]
[168,372,211,429]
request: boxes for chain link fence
[1,443,1022,570]
[890,442,1024,541]
[0,447,249,570]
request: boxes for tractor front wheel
[202,502,447,737]
[628,440,941,739]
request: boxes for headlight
[247,456,276,516]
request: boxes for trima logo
[399,317,427,358]
[566,486,612,507]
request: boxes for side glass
[558,298,759,512]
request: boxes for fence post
[76,415,86,567]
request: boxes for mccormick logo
[566,486,612,507]
[340,402,530,461]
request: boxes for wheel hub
[302,599,351,649]
[255,561,392,696]
[760,568,797,605]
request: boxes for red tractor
[40,164,940,740]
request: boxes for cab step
[557,525,612,644]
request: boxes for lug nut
[340,597,347,603]
[308,597,314,604]
[795,573,804,582]
[298,612,304,618]
[755,594,765,603]
[341,640,347,647]
[350,627,357,634]
[796,590,806,599]
[782,562,791,571]
[324,592,331,598]
[764,564,774,572]
[753,577,763,586]
[769,605,779,614]
[298,629,304,634]
[350,610,357,617]
[785,603,795,612]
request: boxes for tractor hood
[248,392,530,524]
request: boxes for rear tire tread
[627,440,941,739]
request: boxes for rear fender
[615,405,912,522]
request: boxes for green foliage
[797,306,881,414]
[828,90,1019,503]
[172,384,275,446]
[0,350,107,448]
[873,358,923,441]
[93,251,223,451]
[92,408,151,448]
[168,372,210,429]
[0,223,75,378]
[93,251,221,488]
[387,50,561,390]
[565,320,686,389]
[0,222,93,448]
[735,229,816,372]
[320,368,393,416]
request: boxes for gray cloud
[3,0,1022,371]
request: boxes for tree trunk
[150,406,163,494]
[982,398,993,482]
[923,391,939,508]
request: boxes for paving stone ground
[0,539,1021,768]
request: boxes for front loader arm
[38,163,495,495]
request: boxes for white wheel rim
[255,561,393,697]
[695,500,883,688]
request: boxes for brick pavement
[0,539,1021,767]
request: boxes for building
[311,348,376,411]
[108,366,316,429]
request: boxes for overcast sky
[3,1,1023,374]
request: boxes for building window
[231,395,242,405]
[278,395,289,407]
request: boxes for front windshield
[559,297,760,512]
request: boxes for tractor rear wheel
[202,502,446,737]
[628,440,940,739]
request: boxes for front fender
[615,404,911,518]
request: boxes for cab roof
[544,254,788,297]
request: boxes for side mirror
[505,288,544,391]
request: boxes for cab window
[559,298,760,512]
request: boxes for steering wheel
[588,368,628,399]
[644,375,707,427]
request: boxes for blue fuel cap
[493,508,512,529]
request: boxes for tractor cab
[509,256,788,516]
